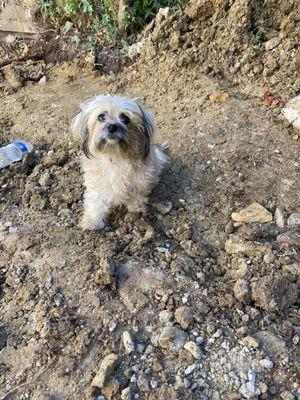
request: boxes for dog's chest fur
[82,152,156,204]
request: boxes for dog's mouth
[96,126,128,151]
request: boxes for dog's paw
[79,218,106,231]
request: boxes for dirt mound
[129,0,299,98]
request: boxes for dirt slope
[0,2,300,397]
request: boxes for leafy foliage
[37,0,184,48]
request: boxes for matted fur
[70,94,167,230]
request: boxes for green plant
[254,26,267,44]
[37,0,185,50]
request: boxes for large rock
[251,276,298,313]
[159,327,188,352]
[91,353,119,389]
[231,203,272,223]
[282,95,300,130]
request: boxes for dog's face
[71,95,154,160]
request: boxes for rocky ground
[0,1,299,399]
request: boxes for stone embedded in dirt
[2,233,19,253]
[38,75,48,84]
[239,381,256,399]
[137,373,150,392]
[259,358,273,370]
[121,387,133,400]
[265,37,281,51]
[233,279,251,305]
[184,364,197,376]
[95,257,116,286]
[253,331,286,356]
[251,276,298,313]
[155,201,173,214]
[280,391,296,400]
[159,326,188,352]
[274,208,285,228]
[287,213,300,227]
[276,232,300,249]
[122,331,135,354]
[225,234,272,257]
[91,353,119,389]
[184,341,201,359]
[242,336,259,349]
[174,306,193,330]
[3,66,23,89]
[209,91,230,103]
[282,94,300,130]
[102,379,120,400]
[39,172,52,187]
[231,203,272,223]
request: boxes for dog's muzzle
[105,123,125,141]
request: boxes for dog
[71,94,167,230]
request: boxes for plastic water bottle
[0,141,33,169]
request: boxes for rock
[253,331,286,356]
[38,75,48,84]
[265,37,281,51]
[39,172,52,187]
[184,364,197,375]
[233,279,251,305]
[102,379,120,400]
[242,336,259,348]
[274,208,285,228]
[258,383,268,394]
[263,252,275,264]
[231,203,272,223]
[276,232,300,249]
[3,66,23,89]
[184,341,201,359]
[225,235,272,257]
[240,382,256,399]
[155,201,173,214]
[137,373,150,392]
[174,306,193,330]
[95,257,116,286]
[280,391,295,400]
[121,387,133,400]
[259,358,273,369]
[122,331,135,354]
[91,353,118,389]
[209,91,230,103]
[251,276,297,313]
[282,94,300,130]
[287,213,300,227]
[159,327,188,352]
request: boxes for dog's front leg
[80,189,109,231]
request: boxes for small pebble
[259,358,273,369]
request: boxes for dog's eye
[120,113,130,125]
[98,113,106,122]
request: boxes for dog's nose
[107,124,118,133]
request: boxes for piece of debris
[231,203,272,223]
[91,353,119,389]
[282,94,300,130]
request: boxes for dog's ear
[137,105,154,159]
[70,110,93,159]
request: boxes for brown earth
[0,0,299,399]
